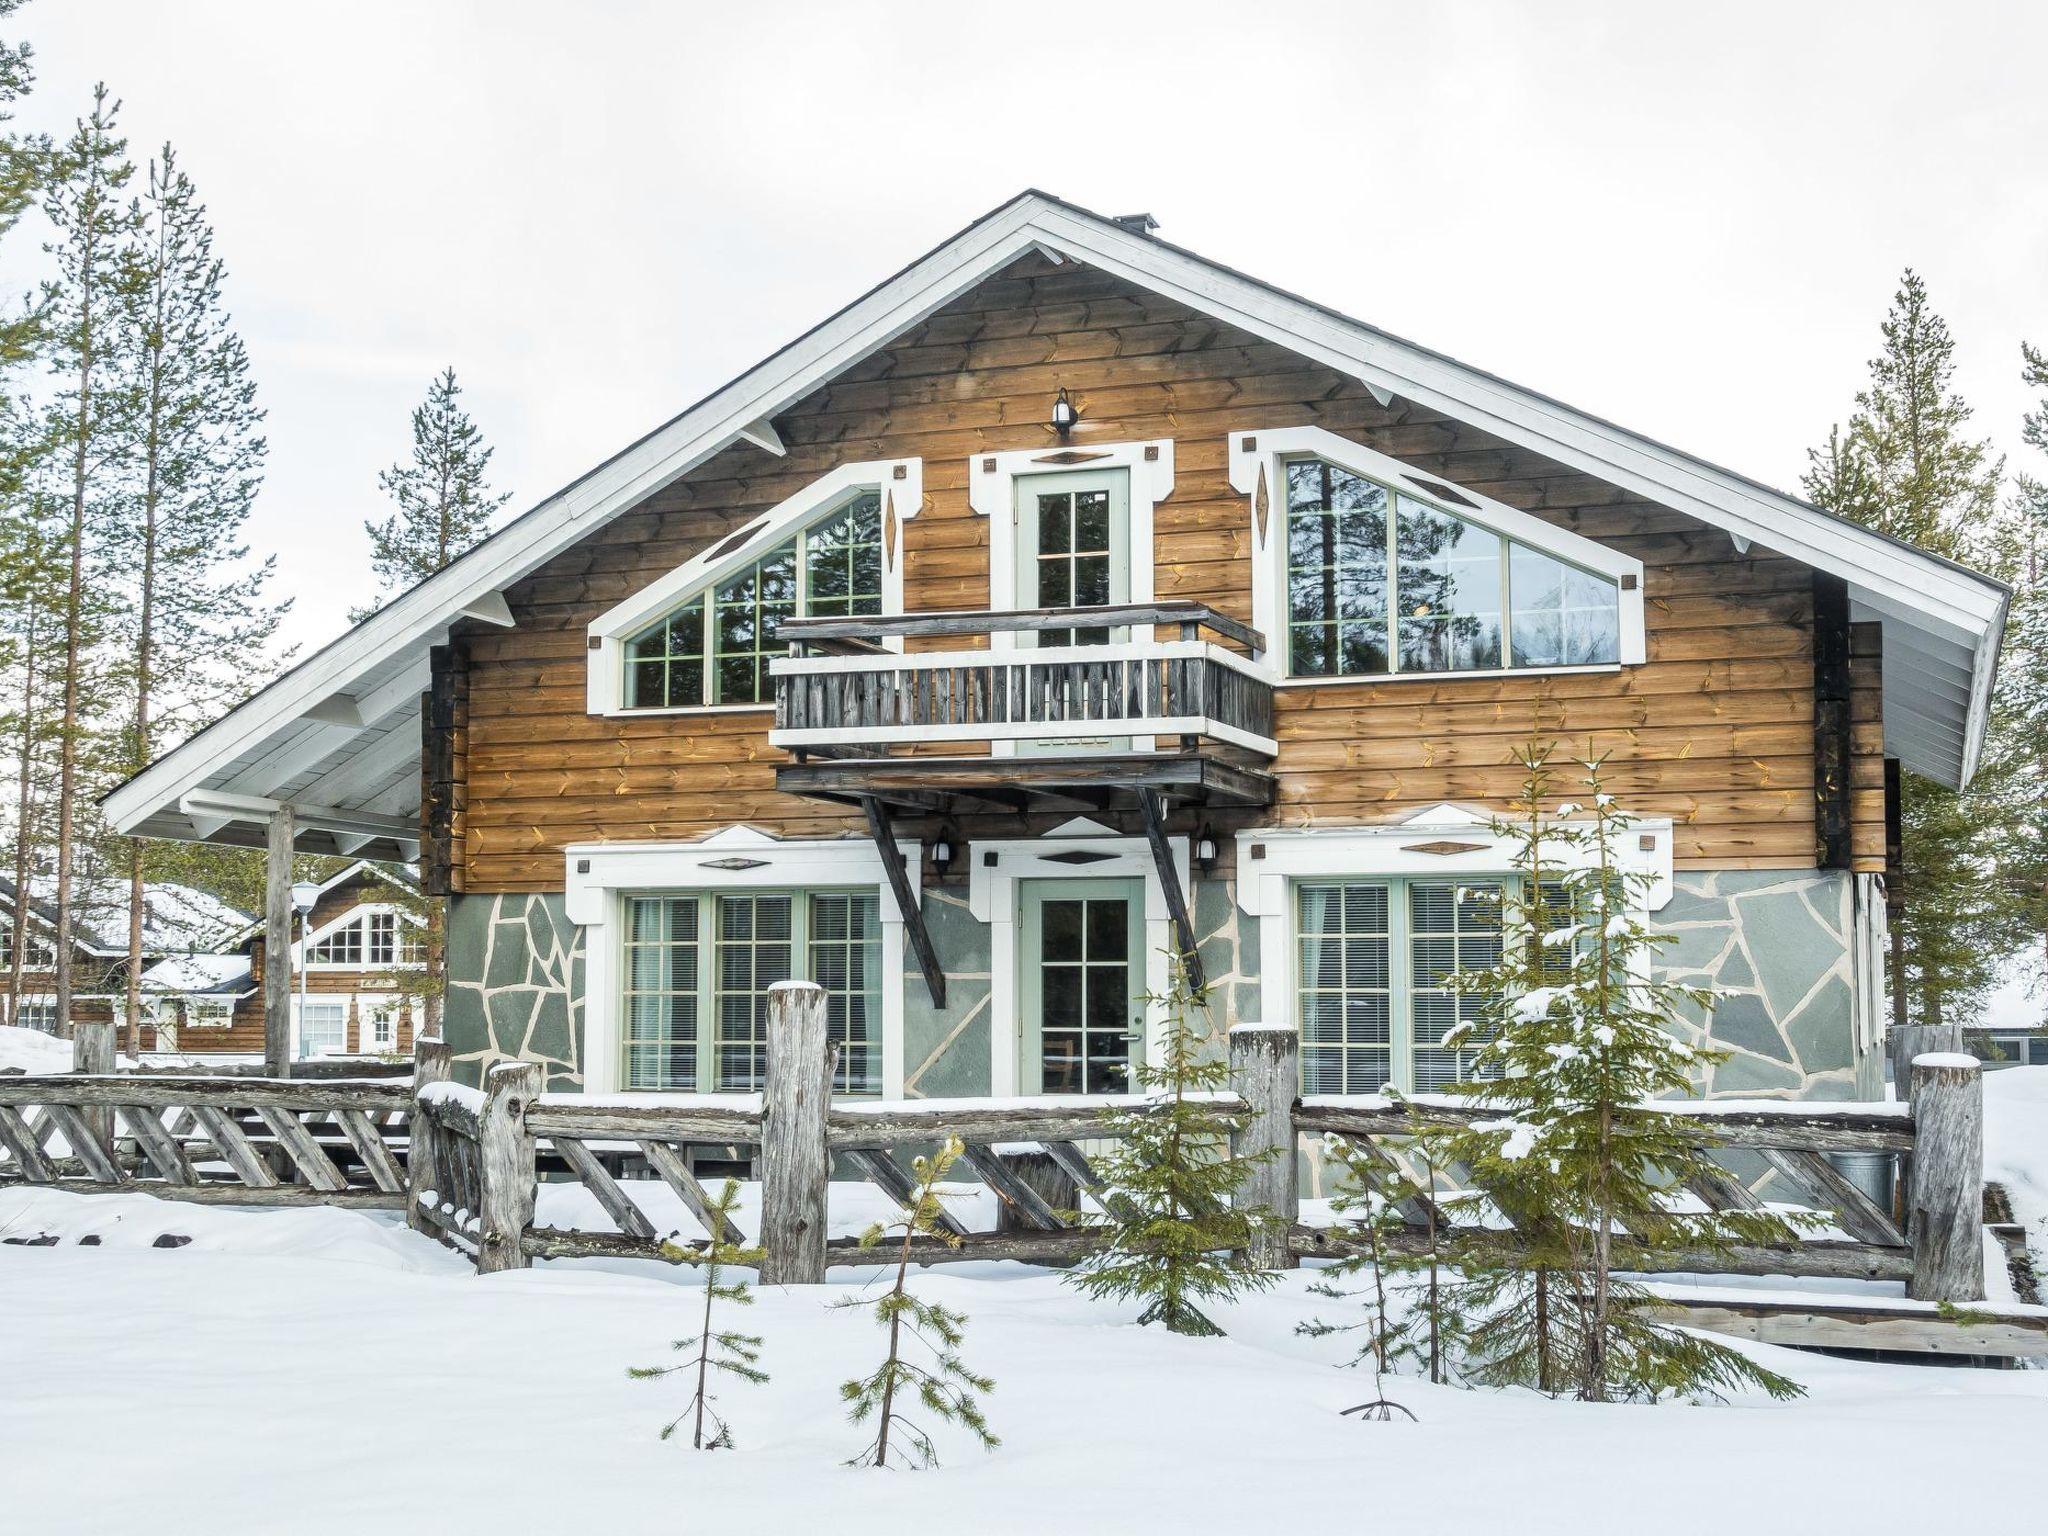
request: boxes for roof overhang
[102,191,2008,851]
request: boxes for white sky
[10,0,2046,658]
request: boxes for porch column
[264,805,295,1077]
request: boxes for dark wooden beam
[777,752,1274,810]
[1137,789,1205,994]
[860,796,946,1009]
[1812,573,1852,870]
[1884,755,1907,1033]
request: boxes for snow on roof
[3,872,253,958]
[140,952,255,996]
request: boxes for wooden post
[1890,1022,1962,1104]
[1908,1052,1984,1303]
[263,805,295,1078]
[72,1016,115,1154]
[1228,1023,1299,1271]
[476,1060,541,1274]
[760,981,833,1286]
[406,1034,452,1239]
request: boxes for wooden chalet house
[136,861,424,1059]
[102,193,2007,1109]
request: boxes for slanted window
[620,888,881,1095]
[1282,456,1622,679]
[1295,877,1504,1094]
[623,493,883,709]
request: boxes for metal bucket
[1827,1150,1895,1209]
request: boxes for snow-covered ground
[0,1185,2042,1536]
[0,1023,74,1073]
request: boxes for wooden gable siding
[457,257,1884,891]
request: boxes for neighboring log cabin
[103,193,2008,1106]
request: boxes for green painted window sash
[1016,877,1145,1096]
[619,886,881,1095]
[1294,875,1506,1095]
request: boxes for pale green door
[1014,468,1131,754]
[1018,879,1145,1095]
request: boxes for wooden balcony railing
[769,602,1276,758]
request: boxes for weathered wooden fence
[3,989,2034,1356]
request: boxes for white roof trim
[103,190,2007,833]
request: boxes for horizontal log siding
[459,256,1878,889]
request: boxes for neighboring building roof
[140,952,255,996]
[99,191,2009,858]
[0,874,253,959]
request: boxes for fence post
[476,1060,541,1274]
[1228,1024,1299,1271]
[1907,1051,1984,1303]
[760,981,833,1285]
[407,1035,452,1239]
[73,1017,115,1154]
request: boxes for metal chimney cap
[1111,212,1160,234]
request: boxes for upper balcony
[767,603,1277,816]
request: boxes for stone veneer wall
[438,870,1869,1102]
[442,893,585,1088]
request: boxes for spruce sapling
[629,1179,768,1449]
[1062,953,1278,1337]
[1299,1134,1423,1420]
[839,1137,997,1469]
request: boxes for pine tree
[629,1180,769,1450]
[1448,749,1806,1403]
[43,84,140,1040]
[109,144,283,1053]
[1993,343,2048,985]
[838,1137,997,1469]
[1061,955,1279,1337]
[0,444,64,1027]
[1803,269,2023,1024]
[0,0,48,373]
[357,366,508,616]
[355,366,509,1040]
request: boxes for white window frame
[586,458,923,717]
[1236,806,1673,1095]
[566,825,910,1097]
[184,996,236,1030]
[293,995,350,1059]
[966,816,1191,1098]
[299,904,426,971]
[1228,426,1646,684]
[967,439,1173,651]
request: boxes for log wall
[456,256,1886,891]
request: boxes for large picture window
[620,888,881,1095]
[623,493,883,709]
[1295,877,1503,1094]
[1284,457,1620,679]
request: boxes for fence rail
[0,989,2008,1349]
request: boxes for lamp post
[291,880,319,1060]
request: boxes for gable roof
[101,191,2008,852]
[0,874,253,958]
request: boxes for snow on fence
[3,988,2034,1355]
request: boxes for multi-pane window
[1034,486,1115,645]
[620,890,881,1095]
[1038,894,1134,1093]
[1295,878,1504,1094]
[1284,457,1619,678]
[623,493,883,709]
[0,925,56,970]
[16,996,56,1032]
[186,997,234,1030]
[308,909,422,967]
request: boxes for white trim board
[1228,424,1647,676]
[564,827,910,1098]
[102,190,2004,845]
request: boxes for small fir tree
[357,366,509,615]
[629,1180,768,1450]
[1447,747,1807,1403]
[1062,955,1278,1337]
[838,1137,996,1469]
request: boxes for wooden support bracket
[1137,788,1205,993]
[861,795,946,1009]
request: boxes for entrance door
[1014,469,1131,754]
[1018,879,1144,1095]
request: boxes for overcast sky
[9,1,2045,657]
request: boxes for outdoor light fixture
[289,880,320,1063]
[1050,386,1077,437]
[930,829,956,877]
[1194,827,1219,873]
[290,880,320,915]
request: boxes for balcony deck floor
[775,750,1275,813]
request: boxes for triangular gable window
[1232,426,1645,680]
[587,459,920,715]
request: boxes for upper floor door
[1013,467,1132,754]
